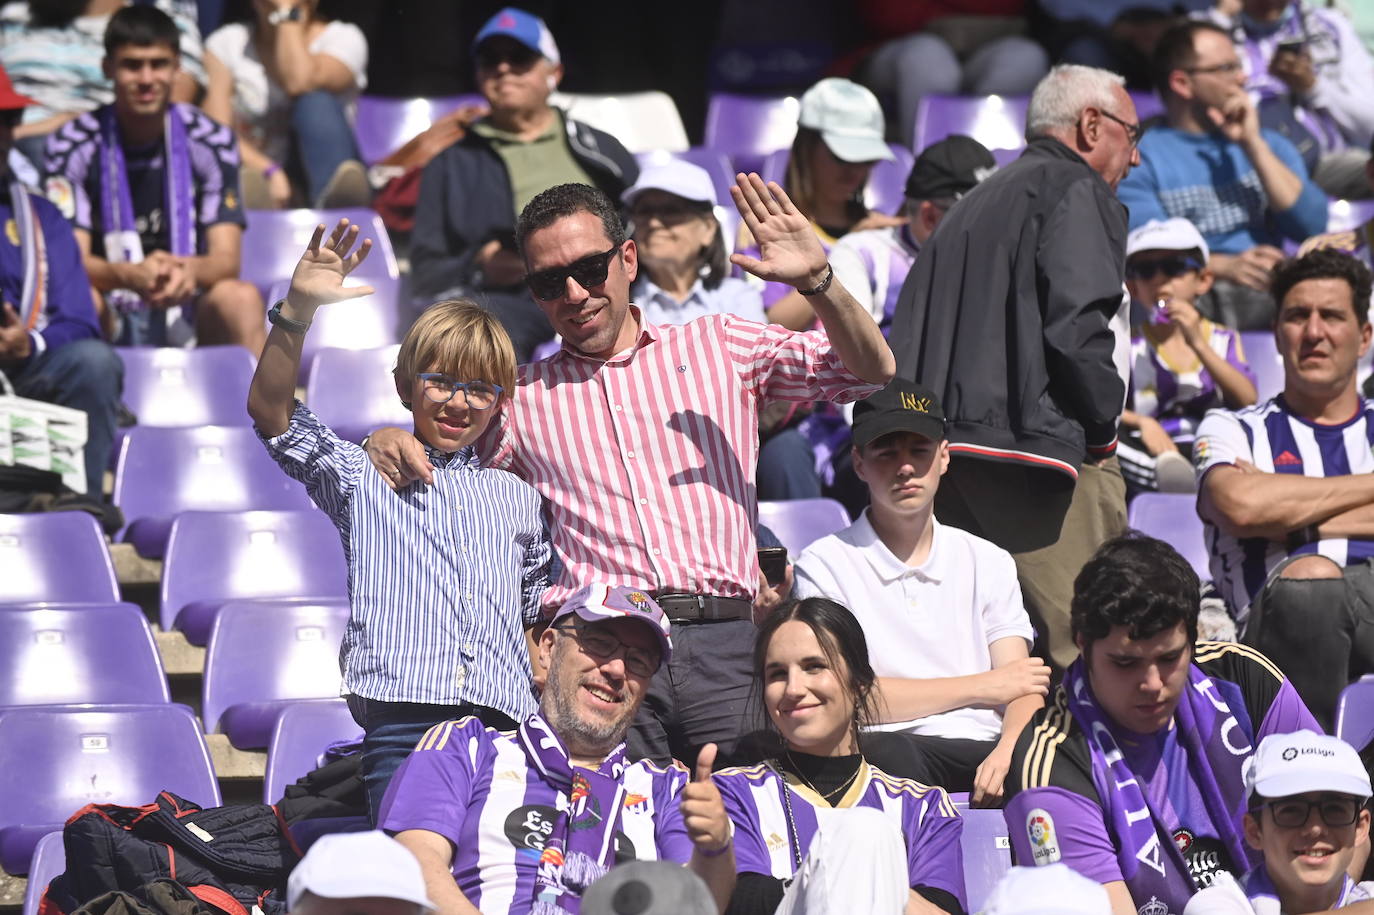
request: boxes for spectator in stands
[248,218,551,824]
[0,0,204,167]
[714,596,967,914]
[365,176,893,770]
[888,64,1138,674]
[288,830,433,915]
[1003,533,1321,915]
[409,7,637,362]
[42,6,264,351]
[792,380,1048,802]
[621,160,764,326]
[202,0,370,210]
[1036,0,1200,90]
[1186,731,1374,915]
[1300,142,1374,272]
[1118,20,1328,330]
[830,133,996,336]
[0,63,121,502]
[380,585,736,914]
[850,0,1049,149]
[1120,218,1258,496]
[1201,0,1374,201]
[1195,248,1374,731]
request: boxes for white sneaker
[316,159,371,209]
[1154,451,1197,493]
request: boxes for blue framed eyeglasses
[415,374,504,410]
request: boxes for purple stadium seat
[241,208,399,299]
[116,346,256,427]
[161,509,347,643]
[952,796,1011,914]
[1328,199,1374,234]
[113,426,316,559]
[1127,493,1210,581]
[263,699,362,804]
[1129,90,1164,123]
[0,703,220,875]
[757,498,851,557]
[1239,331,1284,402]
[759,145,915,216]
[703,93,801,176]
[990,147,1022,167]
[22,831,63,915]
[0,513,118,605]
[265,278,402,385]
[304,345,411,444]
[0,603,169,706]
[203,600,348,750]
[1336,674,1374,752]
[353,94,483,166]
[913,94,1030,155]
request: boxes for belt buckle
[693,594,708,616]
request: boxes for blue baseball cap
[473,7,561,65]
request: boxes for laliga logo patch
[1026,808,1061,865]
[1282,746,1334,761]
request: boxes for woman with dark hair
[714,597,968,915]
[621,159,764,325]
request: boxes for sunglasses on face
[1125,255,1203,281]
[475,44,541,72]
[525,245,621,301]
[1256,797,1364,829]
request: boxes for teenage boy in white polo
[1185,730,1374,914]
[793,379,1050,805]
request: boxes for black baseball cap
[905,135,996,201]
[852,379,947,449]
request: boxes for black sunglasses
[525,246,621,301]
[475,43,541,72]
[1125,255,1203,281]
[1101,109,1144,148]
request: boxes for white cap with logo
[1126,217,1210,263]
[1243,730,1373,801]
[621,159,719,209]
[287,831,434,911]
[797,77,895,165]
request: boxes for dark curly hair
[1271,248,1373,326]
[751,597,881,753]
[516,183,627,258]
[1071,532,1200,653]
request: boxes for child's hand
[1163,297,1204,347]
[285,219,376,314]
[1138,415,1180,457]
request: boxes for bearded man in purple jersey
[1003,533,1321,915]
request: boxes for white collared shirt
[794,512,1034,740]
[633,274,766,326]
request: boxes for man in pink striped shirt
[366,173,894,767]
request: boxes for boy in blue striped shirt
[248,219,552,823]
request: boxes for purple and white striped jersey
[829,225,920,335]
[1130,322,1255,442]
[378,716,692,915]
[714,762,967,910]
[1195,397,1374,618]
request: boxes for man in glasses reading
[366,174,894,772]
[249,218,552,825]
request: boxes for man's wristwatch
[268,5,302,25]
[267,299,311,333]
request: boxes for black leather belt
[652,593,753,622]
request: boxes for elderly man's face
[475,36,557,117]
[1090,84,1141,191]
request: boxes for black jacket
[889,137,1127,480]
[410,109,638,302]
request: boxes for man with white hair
[888,64,1141,672]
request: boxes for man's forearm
[875,674,994,723]
[808,273,895,385]
[185,251,238,289]
[82,254,136,293]
[1315,502,1374,541]
[690,848,736,914]
[1242,134,1303,211]
[1203,467,1374,538]
[998,693,1042,752]
[394,834,480,915]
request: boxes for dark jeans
[347,696,517,826]
[6,338,123,496]
[1245,557,1374,732]
[291,90,362,205]
[862,731,995,794]
[627,617,756,769]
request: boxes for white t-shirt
[204,20,367,165]
[793,512,1035,741]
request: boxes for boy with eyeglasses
[1119,218,1258,495]
[248,218,552,824]
[1184,730,1374,914]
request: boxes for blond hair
[394,300,517,406]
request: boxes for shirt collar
[638,275,708,309]
[423,442,480,471]
[854,509,944,584]
[557,304,659,365]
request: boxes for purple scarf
[98,103,195,313]
[11,181,46,332]
[517,714,630,915]
[1065,660,1255,913]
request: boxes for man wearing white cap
[409,7,638,361]
[1185,731,1374,914]
[288,831,433,915]
[379,584,735,915]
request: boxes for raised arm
[247,219,374,435]
[728,173,894,385]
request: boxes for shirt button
[639,498,648,505]
[627,451,635,459]
[652,548,661,556]
[466,592,474,600]
[614,405,623,412]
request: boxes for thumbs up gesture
[681,743,732,857]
